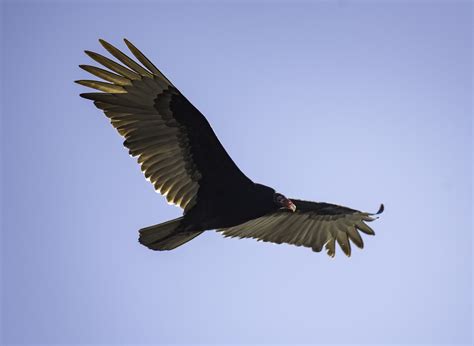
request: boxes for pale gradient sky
[1,1,472,345]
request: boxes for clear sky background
[1,1,472,345]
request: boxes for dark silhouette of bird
[76,39,383,257]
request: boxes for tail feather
[138,217,203,251]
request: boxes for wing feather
[336,231,351,257]
[79,65,133,86]
[347,225,364,249]
[325,238,336,257]
[75,80,128,93]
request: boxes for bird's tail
[138,217,203,251]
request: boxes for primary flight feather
[76,39,383,257]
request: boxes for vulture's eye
[274,193,285,204]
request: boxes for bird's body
[77,39,383,257]
[186,183,277,230]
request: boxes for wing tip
[376,203,384,215]
[79,92,107,101]
[84,50,97,59]
[367,203,384,219]
[98,38,113,50]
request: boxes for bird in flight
[76,39,383,257]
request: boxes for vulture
[76,39,383,257]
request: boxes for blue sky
[1,1,472,345]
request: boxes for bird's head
[273,193,296,212]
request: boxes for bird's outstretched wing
[76,39,253,211]
[219,201,384,257]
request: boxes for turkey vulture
[76,39,383,257]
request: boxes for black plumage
[77,39,383,257]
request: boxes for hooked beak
[283,199,297,212]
